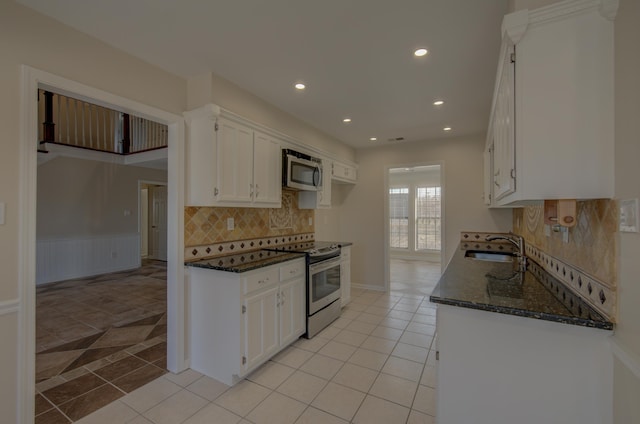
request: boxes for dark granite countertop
[185,250,306,273]
[322,241,353,247]
[430,246,613,330]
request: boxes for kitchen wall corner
[513,199,618,287]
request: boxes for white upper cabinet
[486,0,616,207]
[217,117,254,203]
[253,131,282,206]
[332,161,357,184]
[184,105,281,208]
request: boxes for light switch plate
[620,198,639,233]
[0,202,4,225]
[227,217,234,231]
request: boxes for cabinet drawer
[280,260,305,282]
[244,268,279,294]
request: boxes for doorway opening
[140,181,168,262]
[386,164,444,295]
[20,67,185,423]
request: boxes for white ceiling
[18,0,508,149]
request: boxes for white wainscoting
[36,233,141,285]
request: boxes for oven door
[308,256,341,315]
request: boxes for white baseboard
[36,233,141,285]
[351,283,386,292]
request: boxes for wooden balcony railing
[38,90,168,155]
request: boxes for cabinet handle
[258,277,269,284]
[494,181,501,187]
[281,292,286,306]
[494,169,500,177]
[214,187,219,196]
[255,183,260,198]
[249,183,254,197]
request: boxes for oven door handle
[309,257,342,274]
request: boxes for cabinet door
[253,131,282,207]
[483,145,492,206]
[318,159,332,208]
[217,118,254,203]
[279,277,306,347]
[243,286,279,371]
[492,42,516,200]
[332,162,357,183]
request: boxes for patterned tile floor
[35,260,168,423]
[69,259,441,424]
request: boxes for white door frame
[383,161,446,291]
[19,66,186,423]
[139,180,168,260]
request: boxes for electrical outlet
[308,217,313,226]
[227,217,234,231]
[620,199,639,232]
[544,224,551,237]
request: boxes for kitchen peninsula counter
[431,244,613,424]
[430,246,613,330]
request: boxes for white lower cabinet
[279,277,306,346]
[340,246,351,307]
[243,285,279,371]
[436,305,612,424]
[189,257,305,385]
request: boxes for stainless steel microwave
[282,149,322,191]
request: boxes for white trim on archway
[19,66,186,423]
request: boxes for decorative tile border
[525,243,616,322]
[184,233,315,261]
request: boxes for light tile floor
[75,287,439,424]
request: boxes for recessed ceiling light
[294,83,306,90]
[433,100,444,106]
[343,118,352,123]
[443,127,452,131]
[369,137,377,142]
[414,48,428,57]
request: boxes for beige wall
[187,72,355,162]
[37,157,167,238]
[342,135,512,289]
[613,0,640,421]
[0,2,186,422]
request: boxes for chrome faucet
[485,233,527,272]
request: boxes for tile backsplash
[184,190,314,247]
[513,199,617,288]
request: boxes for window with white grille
[416,186,441,250]
[389,187,409,248]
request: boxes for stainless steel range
[266,242,342,338]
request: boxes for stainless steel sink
[464,250,515,262]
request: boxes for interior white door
[150,185,168,261]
